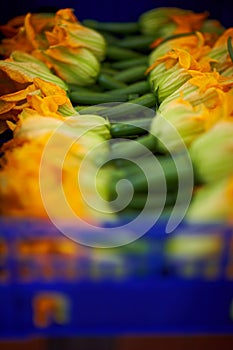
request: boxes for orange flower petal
[0,100,16,114]
[213,28,233,48]
[0,61,34,84]
[33,77,67,98]
[24,13,40,49]
[27,94,64,118]
[55,8,78,23]
[171,12,209,34]
[6,120,16,131]
[13,102,30,110]
[0,84,35,102]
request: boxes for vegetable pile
[0,7,232,224]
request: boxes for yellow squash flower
[160,70,233,108]
[149,32,210,64]
[0,8,106,86]
[152,75,233,152]
[170,12,209,34]
[0,68,76,133]
[45,8,106,61]
[0,13,55,56]
[151,99,210,152]
[189,121,233,183]
[147,44,215,103]
[186,176,233,223]
[148,65,192,104]
[0,9,106,59]
[147,32,215,102]
[33,46,100,85]
[208,28,233,76]
[0,135,98,220]
[0,113,112,221]
[139,7,207,36]
[0,52,68,89]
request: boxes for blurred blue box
[0,218,233,337]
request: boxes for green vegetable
[69,91,129,104]
[98,73,127,89]
[106,45,144,60]
[102,93,156,119]
[82,20,139,34]
[115,35,156,50]
[111,56,148,69]
[108,81,151,96]
[111,134,157,157]
[109,155,182,195]
[67,84,102,93]
[100,66,119,76]
[110,117,153,137]
[99,31,120,44]
[78,105,110,115]
[114,65,148,83]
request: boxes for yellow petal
[45,27,67,46]
[189,71,233,92]
[24,13,39,49]
[0,61,34,84]
[0,99,15,114]
[33,77,67,98]
[55,8,78,23]
[6,120,16,131]
[213,28,233,48]
[171,12,209,33]
[27,94,64,118]
[13,102,30,110]
[0,84,35,102]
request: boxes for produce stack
[0,7,232,224]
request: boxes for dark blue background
[0,1,232,27]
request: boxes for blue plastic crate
[0,218,233,337]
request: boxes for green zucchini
[116,35,156,50]
[106,45,144,60]
[111,133,157,157]
[100,66,119,76]
[111,56,148,69]
[101,93,156,119]
[69,91,129,105]
[110,117,153,137]
[82,20,139,34]
[114,65,148,83]
[108,81,151,96]
[98,73,127,90]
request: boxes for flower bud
[187,176,233,222]
[189,121,233,183]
